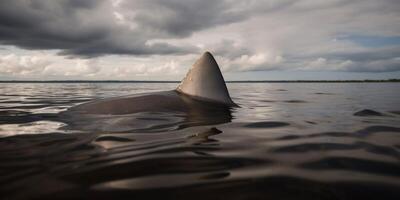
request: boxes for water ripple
[0,82,400,199]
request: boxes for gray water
[0,83,399,199]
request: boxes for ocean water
[0,82,399,199]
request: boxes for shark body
[61,52,235,132]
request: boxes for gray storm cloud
[0,0,299,57]
[0,0,399,74]
[0,0,200,57]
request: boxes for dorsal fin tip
[176,51,235,106]
[203,51,212,56]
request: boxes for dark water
[0,83,399,200]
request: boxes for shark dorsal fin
[176,51,235,105]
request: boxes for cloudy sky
[0,0,399,80]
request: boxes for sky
[0,0,399,81]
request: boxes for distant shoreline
[0,79,399,83]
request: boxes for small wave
[301,157,400,177]
[95,136,134,142]
[244,121,290,128]
[314,92,335,95]
[271,142,358,153]
[356,126,400,135]
[282,100,308,103]
[354,109,384,116]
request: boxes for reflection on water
[60,90,233,133]
[0,82,400,199]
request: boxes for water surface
[0,83,399,199]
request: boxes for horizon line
[0,79,399,83]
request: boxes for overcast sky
[0,0,399,80]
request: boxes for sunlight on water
[0,121,66,137]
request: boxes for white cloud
[219,52,284,72]
[0,52,103,78]
[112,60,181,77]
[0,54,52,76]
[61,59,101,77]
[174,0,400,73]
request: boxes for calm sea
[0,82,399,199]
